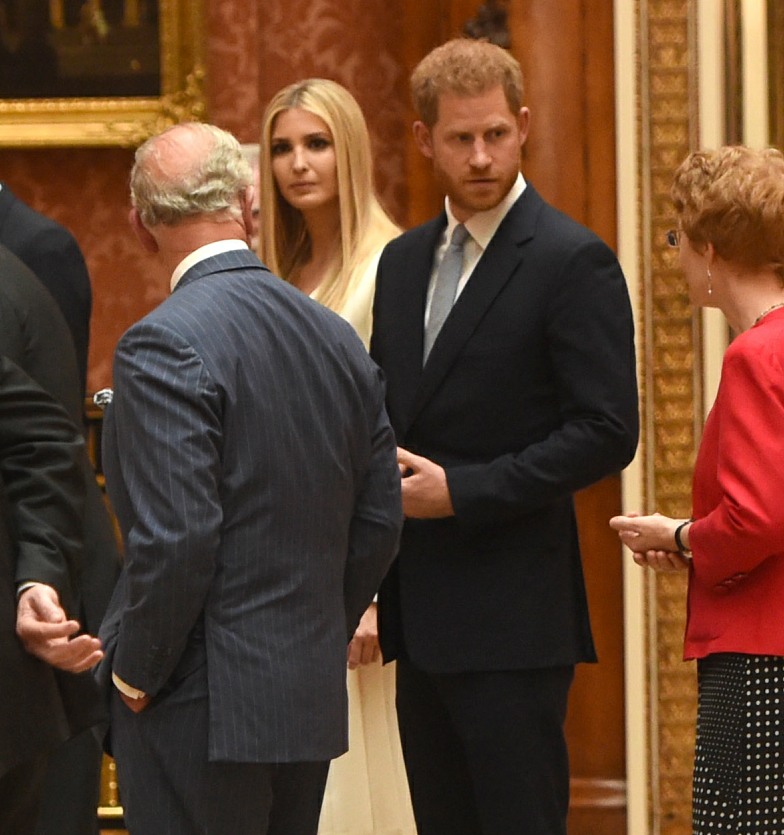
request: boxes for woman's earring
[707,266,713,296]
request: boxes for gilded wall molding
[639,1,701,832]
[0,0,205,147]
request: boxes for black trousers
[396,659,574,835]
[111,686,329,835]
[0,753,50,835]
[34,727,103,835]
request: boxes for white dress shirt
[424,173,527,328]
[170,239,249,292]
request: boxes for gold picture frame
[0,0,205,147]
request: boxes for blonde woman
[260,78,414,834]
[260,78,399,348]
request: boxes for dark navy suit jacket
[371,184,639,673]
[0,244,120,638]
[0,356,103,779]
[0,185,92,396]
[99,248,402,763]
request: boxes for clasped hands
[16,584,103,673]
[609,512,691,572]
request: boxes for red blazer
[686,307,784,659]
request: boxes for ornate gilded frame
[0,0,205,148]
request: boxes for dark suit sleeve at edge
[0,355,84,612]
[21,225,92,394]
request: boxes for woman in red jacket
[612,145,784,834]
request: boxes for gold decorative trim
[0,0,204,147]
[97,751,122,817]
[768,0,784,147]
[640,1,701,831]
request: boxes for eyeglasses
[666,229,681,247]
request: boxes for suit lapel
[408,188,542,426]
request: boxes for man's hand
[112,671,152,713]
[348,603,380,670]
[16,585,103,673]
[397,447,454,518]
[118,692,153,714]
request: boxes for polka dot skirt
[693,653,784,833]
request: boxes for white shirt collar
[170,239,249,292]
[444,172,527,249]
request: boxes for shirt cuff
[16,581,49,599]
[112,671,148,700]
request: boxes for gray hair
[131,123,253,227]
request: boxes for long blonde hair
[260,78,399,313]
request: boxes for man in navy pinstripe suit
[97,123,402,835]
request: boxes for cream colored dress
[315,250,416,835]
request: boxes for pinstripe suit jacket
[99,248,402,763]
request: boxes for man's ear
[239,185,255,244]
[517,107,531,148]
[413,121,434,159]
[129,208,159,253]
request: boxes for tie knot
[450,224,469,249]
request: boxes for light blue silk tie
[423,223,470,363]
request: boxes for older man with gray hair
[97,122,402,834]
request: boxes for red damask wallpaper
[0,0,408,393]
[205,0,260,143]
[0,147,161,391]
[254,0,408,218]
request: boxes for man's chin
[457,192,503,214]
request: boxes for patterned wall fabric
[255,0,408,217]
[0,147,158,391]
[0,0,407,394]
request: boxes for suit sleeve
[0,288,26,362]
[20,225,92,394]
[342,362,402,636]
[0,355,84,612]
[108,323,223,696]
[689,345,784,585]
[447,239,639,525]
